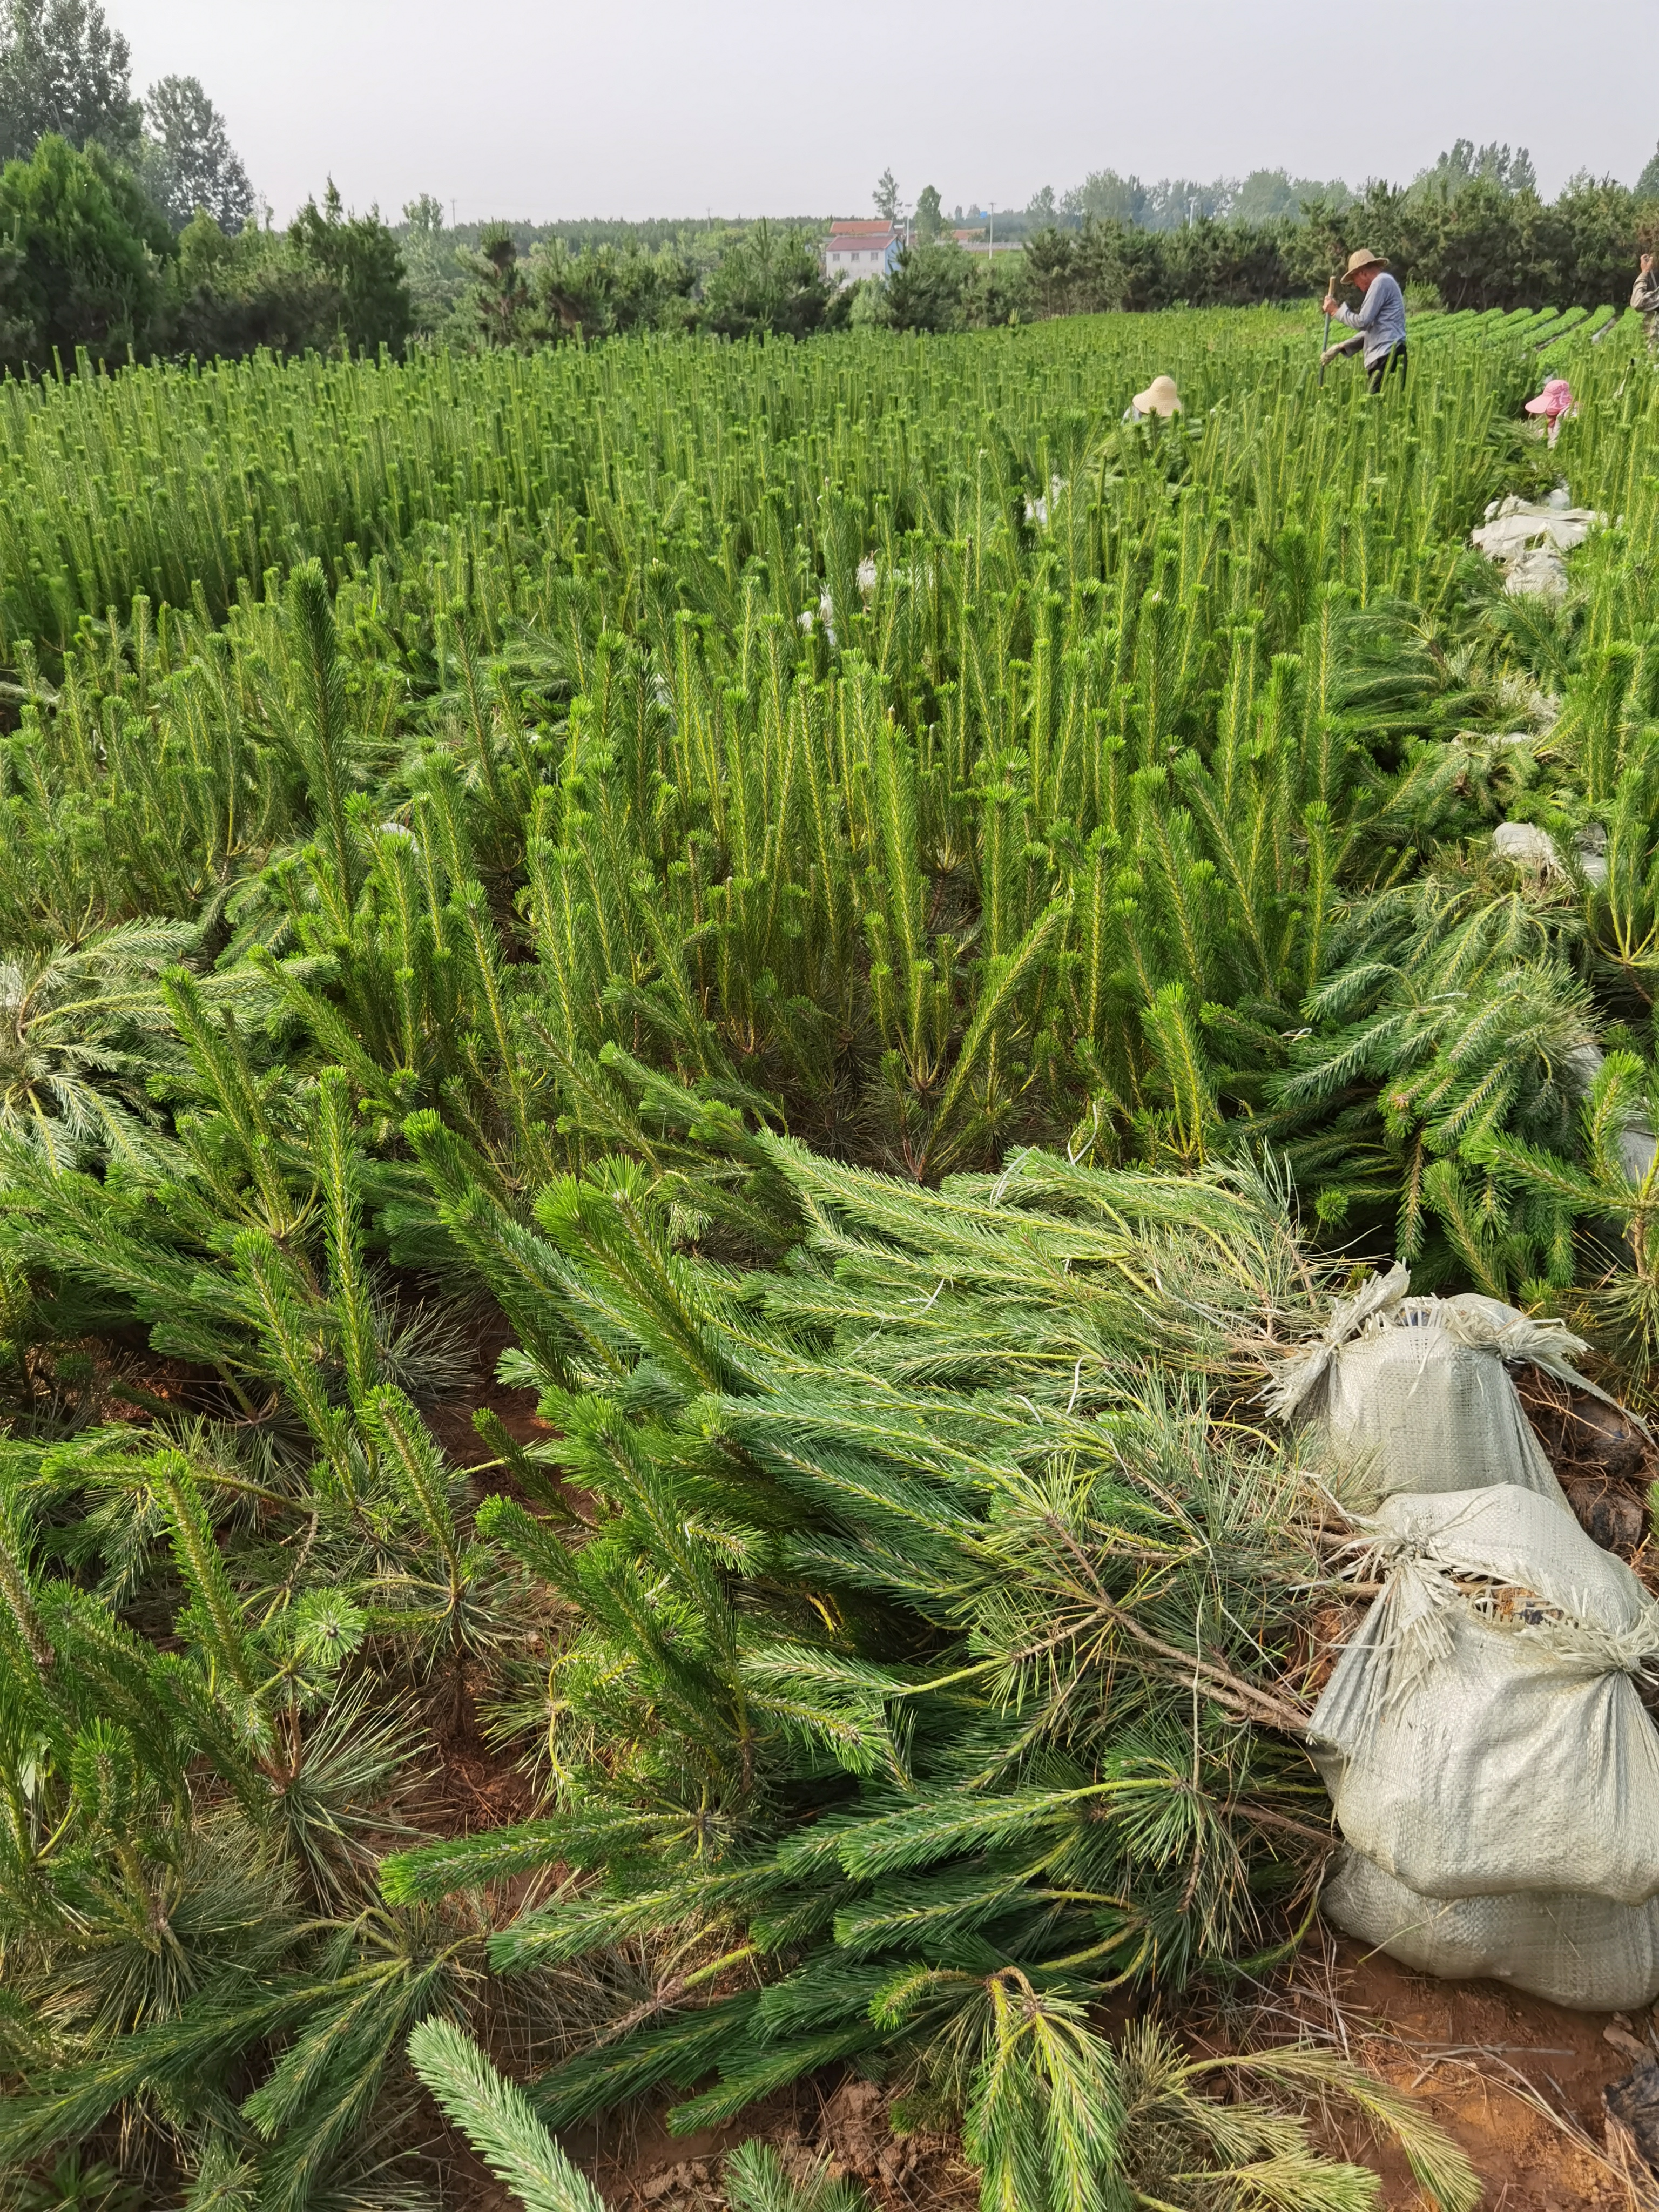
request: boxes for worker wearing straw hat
[1321,248,1408,391]
[1122,374,1181,422]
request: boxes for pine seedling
[316,1069,376,1408]
[532,1156,757,1395]
[282,561,362,934]
[162,968,300,1237]
[230,1230,353,1486]
[473,1405,576,1519]
[361,1385,504,1684]
[151,1449,262,1704]
[723,2141,872,2212]
[0,1474,53,1680]
[404,1108,596,1386]
[962,1979,1128,2212]
[1139,981,1220,1164]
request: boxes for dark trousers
[1367,343,1408,392]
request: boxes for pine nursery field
[0,301,1656,2211]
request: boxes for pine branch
[407,2019,606,2212]
[530,1995,762,2129]
[316,1068,376,1407]
[381,1807,696,1904]
[722,2140,871,2212]
[150,1450,258,1698]
[1197,2046,1478,2212]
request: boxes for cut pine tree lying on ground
[0,304,1656,2204]
[385,1136,1486,2212]
[0,1132,1481,2210]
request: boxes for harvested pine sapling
[409,2015,873,2212]
[387,1135,1476,2211]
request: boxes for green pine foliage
[409,2017,874,2212]
[379,1141,1472,2209]
[0,300,1649,2203]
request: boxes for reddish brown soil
[551,1949,1651,2210]
[559,2076,974,2211]
[453,1963,1647,2211]
[424,1310,552,1468]
[416,1659,540,1833]
[1280,1937,1645,2208]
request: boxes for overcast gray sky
[112,0,1657,224]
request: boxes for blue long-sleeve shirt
[1334,272,1406,366]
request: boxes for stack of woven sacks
[1269,1265,1659,2009]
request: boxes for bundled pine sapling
[382,1135,1471,2209]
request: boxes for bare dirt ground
[567,2077,976,2211]
[1288,1937,1644,2210]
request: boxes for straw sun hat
[1130,374,1182,416]
[1341,248,1388,278]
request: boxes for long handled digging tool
[1319,265,1336,386]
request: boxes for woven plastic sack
[1262,1263,1626,1507]
[1309,1483,1659,1904]
[1322,1847,1659,2011]
[1469,490,1602,564]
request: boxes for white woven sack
[1263,1263,1627,1507]
[1322,1846,1659,2011]
[1309,1483,1659,1905]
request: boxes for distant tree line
[412,144,1659,354]
[436,218,852,348]
[8,2,1659,381]
[922,139,1552,240]
[396,201,848,344]
[874,168,1659,332]
[0,0,415,370]
[1042,140,1539,235]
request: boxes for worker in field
[1321,248,1408,390]
[1632,251,1659,350]
[1122,374,1182,422]
[1523,376,1576,447]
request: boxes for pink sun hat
[1525,377,1576,418]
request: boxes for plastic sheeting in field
[1469,489,1604,601]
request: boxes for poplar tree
[0,0,139,161]
[139,73,254,233]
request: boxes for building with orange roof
[821,220,900,285]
